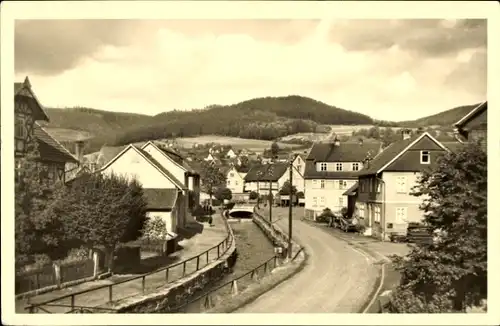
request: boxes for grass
[175,135,303,152]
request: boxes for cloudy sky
[15,18,486,121]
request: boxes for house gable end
[376,132,448,174]
[141,142,186,184]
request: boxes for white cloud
[16,19,486,121]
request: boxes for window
[320,163,327,171]
[352,163,359,171]
[15,115,26,139]
[376,181,381,193]
[313,197,318,207]
[320,180,325,189]
[312,179,318,189]
[227,180,231,186]
[396,207,408,223]
[297,164,302,172]
[374,206,381,223]
[235,180,239,186]
[336,163,343,171]
[229,172,235,177]
[396,176,407,193]
[420,151,430,164]
[338,180,347,190]
[320,197,325,207]
[338,197,344,208]
[358,204,365,218]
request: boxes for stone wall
[109,214,237,313]
[252,210,302,258]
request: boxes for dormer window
[320,163,327,171]
[336,163,343,171]
[352,163,359,171]
[420,151,430,164]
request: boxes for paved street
[235,208,380,313]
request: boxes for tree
[270,141,280,157]
[215,187,232,202]
[279,180,297,196]
[48,172,148,273]
[388,141,487,312]
[239,155,250,167]
[249,191,259,200]
[15,140,63,266]
[142,216,168,241]
[296,191,305,199]
[200,162,226,208]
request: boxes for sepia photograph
[1,1,498,325]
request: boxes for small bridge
[227,205,255,219]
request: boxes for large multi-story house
[14,77,78,183]
[454,101,487,147]
[355,130,463,240]
[303,137,382,220]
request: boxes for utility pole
[268,178,273,223]
[267,164,274,223]
[288,157,293,259]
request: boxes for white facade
[226,149,237,158]
[226,167,246,193]
[100,146,177,189]
[204,153,215,161]
[304,178,358,213]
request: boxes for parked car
[339,216,360,232]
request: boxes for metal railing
[25,215,234,314]
[171,254,280,313]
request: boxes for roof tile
[143,188,178,210]
[33,124,78,163]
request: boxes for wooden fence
[16,259,95,295]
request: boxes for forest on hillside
[44,96,375,153]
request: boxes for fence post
[93,251,99,277]
[183,261,186,276]
[217,244,220,258]
[142,275,146,293]
[53,262,61,288]
[206,251,209,264]
[264,261,268,273]
[165,267,169,282]
[71,294,75,311]
[108,285,113,302]
[231,280,239,296]
[274,256,277,268]
[196,256,200,271]
[35,272,40,290]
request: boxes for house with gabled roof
[225,165,250,195]
[453,101,487,147]
[141,141,201,209]
[244,163,290,197]
[303,137,383,219]
[99,144,190,232]
[14,77,78,183]
[355,130,464,240]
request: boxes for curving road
[235,216,379,313]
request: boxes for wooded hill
[42,95,375,153]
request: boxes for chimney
[333,137,340,147]
[75,140,85,163]
[402,129,412,140]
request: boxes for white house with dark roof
[99,144,190,232]
[303,137,383,219]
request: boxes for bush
[249,191,259,200]
[296,191,305,199]
[316,208,334,223]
